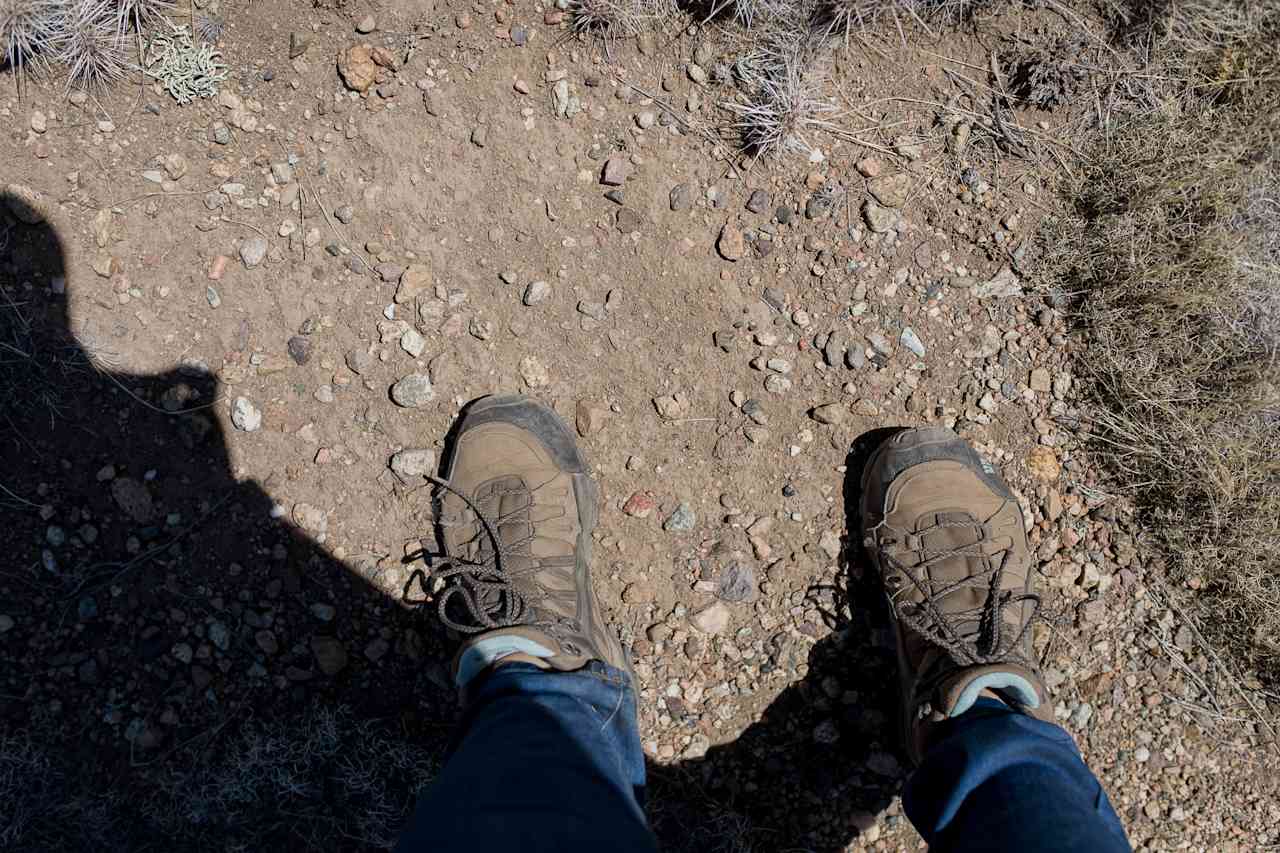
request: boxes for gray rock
[390,448,436,478]
[663,502,696,532]
[345,349,372,375]
[112,478,155,523]
[867,331,893,356]
[973,267,1022,298]
[822,332,845,367]
[552,79,570,117]
[311,635,348,675]
[356,13,376,32]
[819,529,842,560]
[77,596,97,621]
[810,403,847,425]
[523,280,551,305]
[764,374,791,394]
[746,188,770,213]
[239,236,268,269]
[231,396,262,431]
[400,328,426,357]
[376,263,405,282]
[615,208,641,233]
[900,327,926,358]
[334,204,355,224]
[862,199,896,233]
[211,122,231,144]
[293,502,328,535]
[391,373,434,407]
[209,621,230,651]
[287,335,312,364]
[741,398,767,426]
[717,563,757,603]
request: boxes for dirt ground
[2,0,1278,850]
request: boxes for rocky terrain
[2,0,1277,850]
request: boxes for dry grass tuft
[1041,0,1280,680]
[1,0,57,82]
[0,706,438,851]
[115,0,174,34]
[810,0,982,43]
[568,0,673,40]
[722,32,840,160]
[51,0,128,91]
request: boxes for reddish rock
[622,492,657,519]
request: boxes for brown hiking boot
[429,395,628,688]
[860,427,1051,764]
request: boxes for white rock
[400,327,426,357]
[231,396,262,431]
[390,448,436,478]
[691,602,730,635]
[972,267,1022,299]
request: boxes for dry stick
[218,215,269,241]
[873,95,1089,163]
[0,481,40,509]
[1150,577,1280,756]
[67,490,236,600]
[310,187,374,276]
[611,75,743,180]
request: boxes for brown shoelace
[877,514,1041,670]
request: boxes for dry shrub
[810,0,984,43]
[0,707,438,851]
[1042,2,1280,680]
[723,31,840,159]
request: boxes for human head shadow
[0,189,462,850]
[646,427,910,853]
[3,189,912,851]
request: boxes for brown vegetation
[1041,0,1280,681]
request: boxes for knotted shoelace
[876,514,1042,671]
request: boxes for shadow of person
[2,188,910,852]
[0,189,463,850]
[646,428,910,853]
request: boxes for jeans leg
[395,661,658,853]
[903,698,1130,852]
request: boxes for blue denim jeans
[395,664,1129,852]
